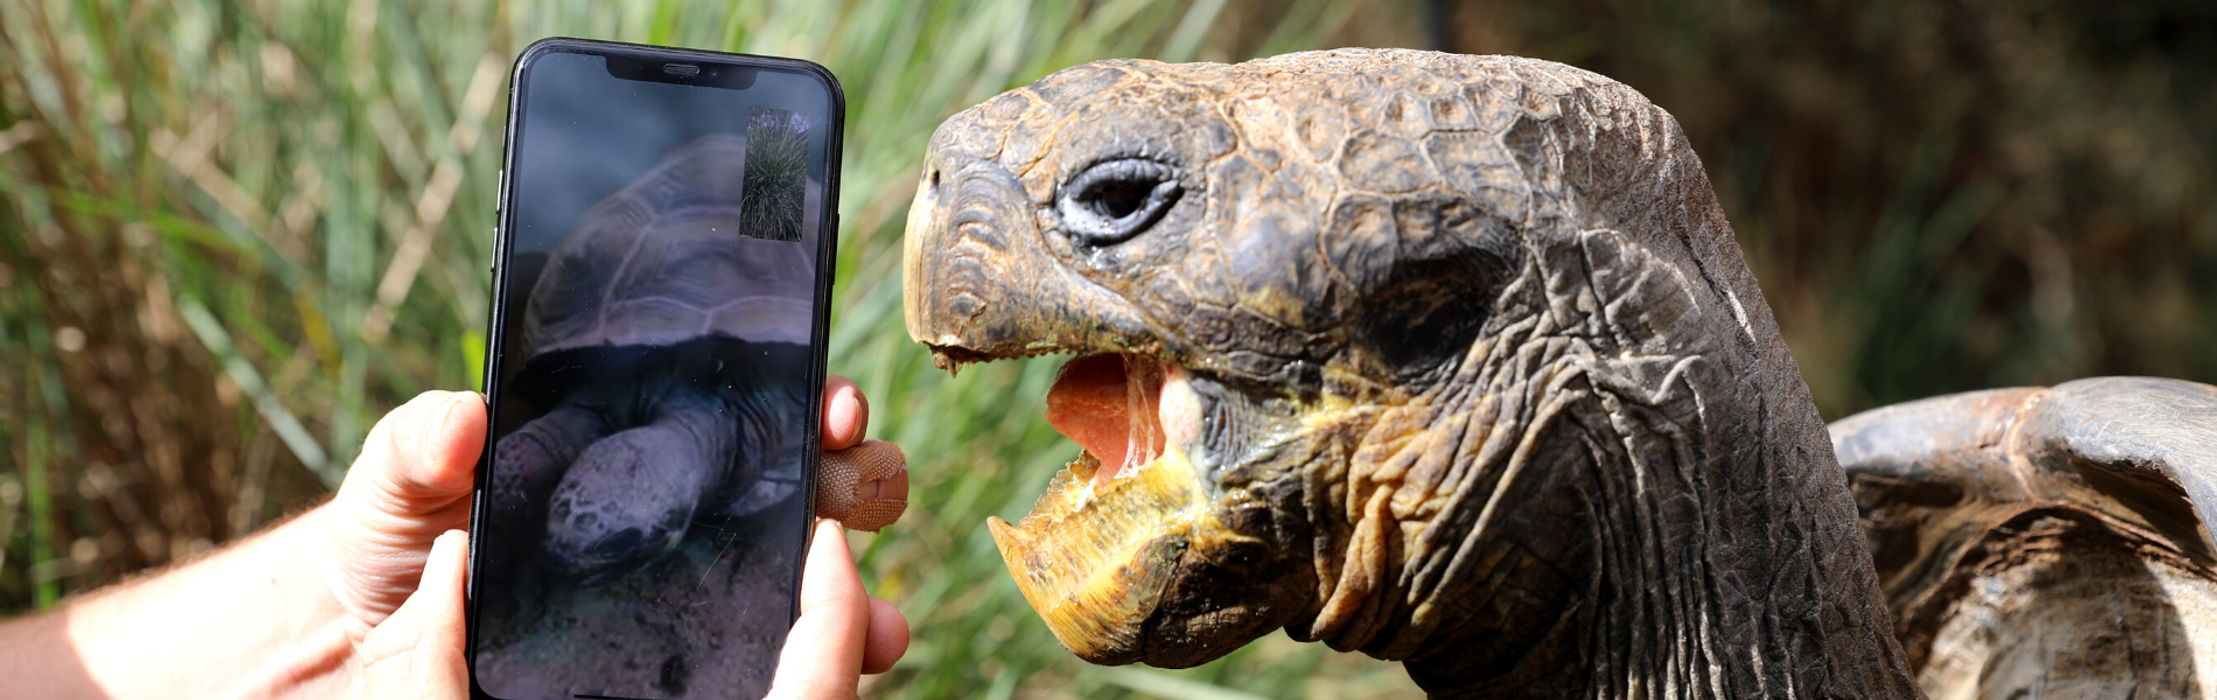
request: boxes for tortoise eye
[1058,159,1183,246]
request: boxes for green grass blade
[177,296,335,487]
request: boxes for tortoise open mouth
[985,353,1220,662]
[1043,354,1187,488]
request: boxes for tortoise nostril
[927,169,941,199]
[593,527,646,560]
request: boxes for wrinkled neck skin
[1245,232,1921,699]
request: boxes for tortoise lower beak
[901,157,1153,367]
[987,446,1214,664]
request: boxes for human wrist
[56,502,357,700]
[204,502,360,698]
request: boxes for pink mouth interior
[1045,354,1167,488]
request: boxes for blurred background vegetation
[0,0,2209,697]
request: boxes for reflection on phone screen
[475,49,830,700]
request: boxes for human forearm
[52,504,352,699]
[0,602,102,699]
[0,392,484,700]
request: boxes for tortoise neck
[1395,373,1920,699]
[1293,231,1921,698]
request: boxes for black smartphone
[467,38,842,700]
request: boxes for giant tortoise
[900,48,2217,699]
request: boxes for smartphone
[468,38,842,700]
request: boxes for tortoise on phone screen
[902,49,2217,698]
[491,135,815,583]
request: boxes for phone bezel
[467,36,845,700]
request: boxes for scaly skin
[903,50,1918,698]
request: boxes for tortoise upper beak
[902,155,1153,368]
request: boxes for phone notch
[603,51,758,90]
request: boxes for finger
[860,596,909,675]
[349,530,470,699]
[821,375,868,451]
[350,391,485,508]
[767,520,870,700]
[328,391,486,632]
[816,441,908,532]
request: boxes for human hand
[340,374,909,698]
[321,390,484,640]
[770,377,913,698]
[347,523,912,699]
[766,519,912,700]
[324,375,907,638]
[345,529,471,698]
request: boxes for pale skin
[0,375,909,699]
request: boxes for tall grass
[1431,0,2217,419]
[741,108,809,243]
[0,0,1423,696]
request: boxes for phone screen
[471,42,838,700]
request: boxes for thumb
[767,520,871,700]
[348,529,471,699]
[328,391,485,633]
[345,391,484,508]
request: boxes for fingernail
[424,393,464,465]
[834,388,861,440]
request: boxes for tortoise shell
[523,135,814,362]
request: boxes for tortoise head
[903,49,1841,678]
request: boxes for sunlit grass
[0,0,1424,696]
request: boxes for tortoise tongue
[1046,354,1167,488]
